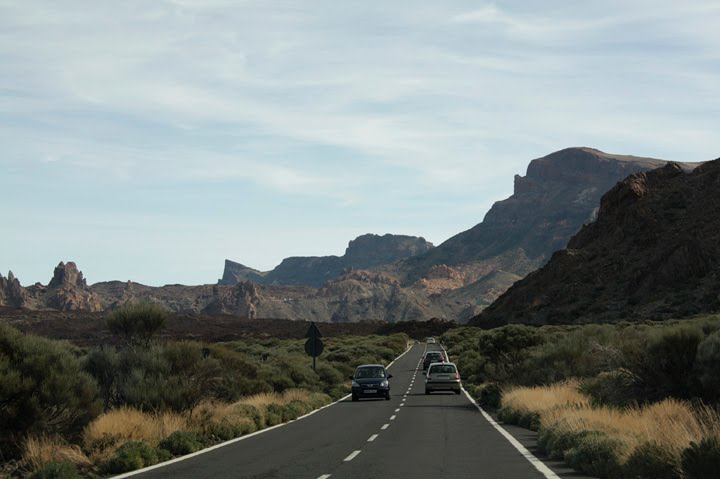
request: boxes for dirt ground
[0,307,458,346]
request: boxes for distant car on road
[427,337,436,344]
[425,362,462,394]
[350,364,393,401]
[422,351,446,371]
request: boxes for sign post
[304,321,324,371]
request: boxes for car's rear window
[429,365,456,374]
[355,366,386,378]
[426,353,443,359]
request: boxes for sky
[1,0,719,286]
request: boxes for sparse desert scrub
[501,383,720,478]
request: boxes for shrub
[681,437,720,479]
[695,331,720,400]
[158,431,203,456]
[0,325,101,458]
[632,326,703,401]
[477,382,502,409]
[30,460,80,479]
[106,302,167,348]
[99,441,158,474]
[564,431,624,479]
[580,370,638,407]
[623,441,681,479]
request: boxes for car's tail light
[455,372,460,380]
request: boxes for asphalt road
[120,342,590,479]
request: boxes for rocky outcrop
[217,260,265,285]
[45,262,104,312]
[385,147,696,308]
[221,233,434,288]
[475,158,720,326]
[0,271,31,308]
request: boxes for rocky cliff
[388,148,696,306]
[44,262,105,311]
[220,233,434,288]
[475,159,720,326]
[0,271,31,308]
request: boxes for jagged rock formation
[220,233,434,288]
[476,159,720,326]
[44,262,105,311]
[217,260,265,285]
[0,271,31,308]
[91,270,466,322]
[386,147,697,307]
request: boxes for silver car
[425,362,461,394]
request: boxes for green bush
[633,326,703,401]
[681,437,720,479]
[0,325,101,458]
[106,302,167,348]
[100,441,158,474]
[231,403,264,429]
[623,441,681,479]
[30,460,80,479]
[476,382,502,409]
[695,331,720,400]
[158,431,204,456]
[564,431,623,479]
[580,370,638,407]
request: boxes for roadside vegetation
[441,316,720,478]
[0,303,409,478]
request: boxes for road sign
[304,337,324,357]
[304,322,324,370]
[305,321,323,338]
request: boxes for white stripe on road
[344,450,361,462]
[317,475,331,479]
[462,387,561,479]
[395,408,400,412]
[368,434,379,442]
[381,424,389,430]
[390,415,396,420]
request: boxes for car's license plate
[365,389,377,393]
[437,375,450,379]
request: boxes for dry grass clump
[502,382,720,476]
[23,436,92,471]
[84,407,187,450]
[502,381,589,414]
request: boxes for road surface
[120,342,590,479]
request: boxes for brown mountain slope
[385,148,695,306]
[475,159,720,326]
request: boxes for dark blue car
[350,364,393,401]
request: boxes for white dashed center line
[317,475,331,479]
[368,434,379,442]
[381,423,389,430]
[344,451,361,462]
[395,408,400,412]
[390,415,396,420]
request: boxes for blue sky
[2,0,718,286]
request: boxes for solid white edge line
[461,387,561,479]
[112,342,416,478]
[344,450,361,462]
[367,434,379,442]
